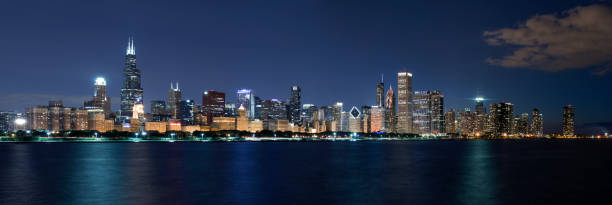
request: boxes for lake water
[0,140,610,205]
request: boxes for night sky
[1,0,611,133]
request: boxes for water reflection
[459,140,498,205]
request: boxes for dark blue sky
[1,0,610,133]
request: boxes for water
[0,140,610,205]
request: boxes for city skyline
[1,0,611,134]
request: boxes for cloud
[484,4,612,73]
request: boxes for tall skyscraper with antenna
[120,37,144,119]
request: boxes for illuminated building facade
[332,102,343,131]
[397,71,413,134]
[376,77,384,107]
[385,86,396,133]
[445,109,456,134]
[562,105,575,136]
[236,105,249,131]
[120,37,143,119]
[84,77,111,115]
[348,106,361,133]
[370,106,384,132]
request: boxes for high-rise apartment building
[530,109,543,136]
[562,105,575,136]
[412,90,445,135]
[488,102,514,136]
[397,72,413,134]
[120,37,144,119]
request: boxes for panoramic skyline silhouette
[1,0,611,133]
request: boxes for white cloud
[484,4,612,74]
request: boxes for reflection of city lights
[14,118,26,125]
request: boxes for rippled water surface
[1,140,610,205]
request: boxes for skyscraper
[530,108,543,136]
[385,86,396,133]
[167,82,182,119]
[180,100,195,125]
[429,90,444,134]
[412,91,431,134]
[332,102,343,131]
[84,77,111,115]
[488,102,514,136]
[237,89,255,120]
[120,37,143,119]
[370,106,384,132]
[287,86,301,124]
[150,100,167,122]
[562,105,575,136]
[376,74,384,107]
[445,109,456,134]
[474,97,486,115]
[348,106,361,133]
[202,90,225,125]
[397,72,413,134]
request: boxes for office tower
[237,89,255,120]
[385,86,396,133]
[562,105,575,136]
[412,91,431,134]
[361,106,371,133]
[236,105,248,131]
[370,106,384,132]
[84,77,111,115]
[262,99,287,120]
[202,90,226,124]
[445,109,456,134]
[224,103,236,116]
[341,111,349,132]
[120,37,144,119]
[376,74,384,107]
[412,90,445,135]
[332,102,343,131]
[167,82,182,119]
[72,109,89,130]
[150,100,167,122]
[287,86,301,124]
[301,104,317,125]
[488,102,514,136]
[429,91,444,134]
[348,106,361,133]
[254,96,263,119]
[26,107,49,130]
[397,72,413,134]
[180,100,195,125]
[474,97,486,115]
[530,109,543,136]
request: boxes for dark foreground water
[0,140,611,205]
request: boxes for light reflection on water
[0,140,610,205]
